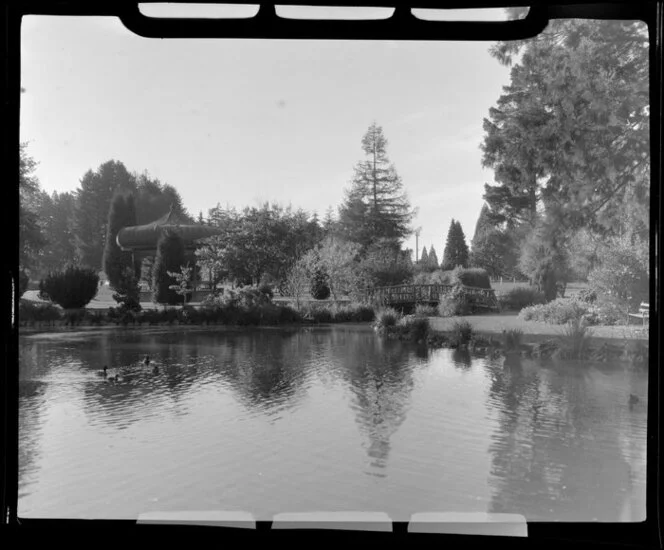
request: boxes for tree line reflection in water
[18,326,647,521]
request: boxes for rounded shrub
[38,265,99,309]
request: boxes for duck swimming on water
[143,355,151,366]
[629,394,640,407]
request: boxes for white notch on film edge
[136,510,256,528]
[408,512,528,537]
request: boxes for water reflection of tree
[76,330,212,430]
[485,356,637,521]
[210,329,308,413]
[325,327,421,475]
[18,379,48,503]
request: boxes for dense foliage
[310,268,331,300]
[481,15,649,303]
[103,192,137,289]
[497,286,546,311]
[152,230,186,305]
[111,266,142,311]
[587,234,648,313]
[19,143,47,275]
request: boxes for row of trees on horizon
[20,119,474,299]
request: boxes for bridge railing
[367,283,498,309]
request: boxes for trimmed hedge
[39,265,99,309]
[454,267,491,289]
[498,286,546,311]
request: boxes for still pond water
[18,325,647,522]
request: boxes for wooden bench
[628,302,649,326]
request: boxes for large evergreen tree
[482,15,649,249]
[442,220,469,270]
[338,122,415,251]
[103,191,137,289]
[469,202,521,278]
[419,246,429,267]
[471,203,494,248]
[152,229,186,305]
[73,160,135,270]
[134,172,193,225]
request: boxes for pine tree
[152,229,186,305]
[338,122,415,251]
[454,221,470,269]
[103,192,137,289]
[428,245,439,270]
[442,220,469,270]
[471,203,493,249]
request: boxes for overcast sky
[20,6,515,258]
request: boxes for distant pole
[415,227,422,263]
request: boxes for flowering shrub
[519,296,625,326]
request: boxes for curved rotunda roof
[116,208,223,251]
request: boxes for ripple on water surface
[17,327,648,522]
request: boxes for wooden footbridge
[367,283,499,311]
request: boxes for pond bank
[428,313,648,343]
[420,313,648,365]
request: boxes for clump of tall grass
[502,328,524,351]
[330,303,375,322]
[373,307,401,332]
[557,318,593,359]
[414,304,438,317]
[450,320,474,347]
[396,315,430,342]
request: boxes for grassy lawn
[428,312,648,342]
